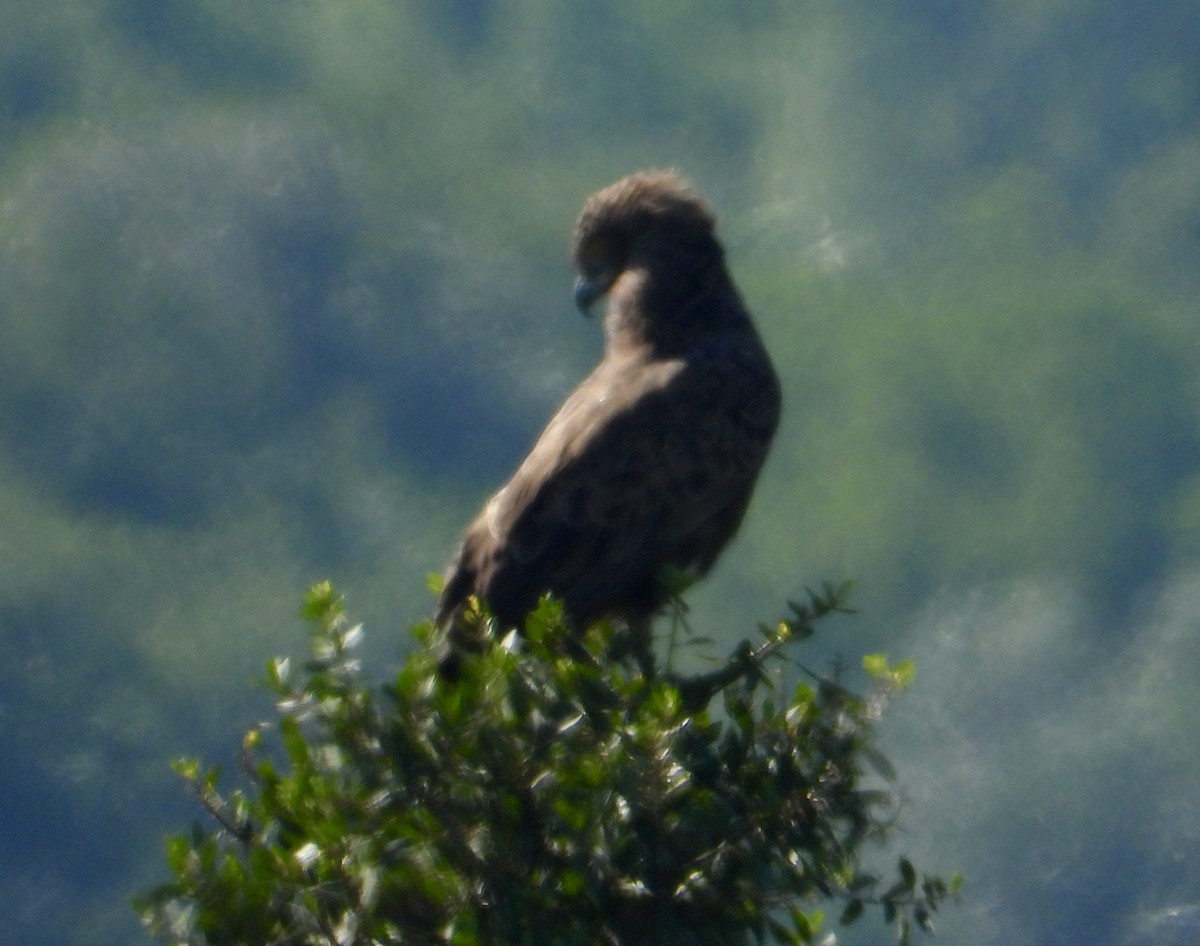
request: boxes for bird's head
[570,169,720,317]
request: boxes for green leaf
[863,653,917,690]
[278,717,309,767]
[266,657,290,688]
[862,653,889,678]
[891,659,917,689]
[789,907,816,942]
[302,580,342,622]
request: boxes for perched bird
[435,170,780,670]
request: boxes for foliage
[135,581,958,946]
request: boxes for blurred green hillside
[0,3,1198,945]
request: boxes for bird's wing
[476,338,778,624]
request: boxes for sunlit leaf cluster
[137,581,955,945]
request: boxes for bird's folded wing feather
[483,341,777,613]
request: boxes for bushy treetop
[136,580,956,946]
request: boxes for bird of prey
[435,170,780,669]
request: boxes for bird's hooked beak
[573,273,610,315]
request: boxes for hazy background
[1,3,1198,944]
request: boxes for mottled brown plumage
[435,170,780,662]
